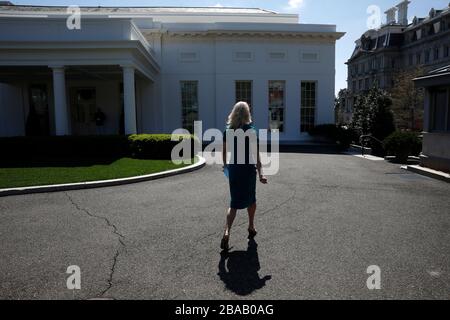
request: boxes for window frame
[235,80,253,108]
[430,87,450,133]
[180,80,199,133]
[268,80,286,133]
[232,51,254,62]
[300,81,317,133]
[444,45,449,58]
[434,47,440,61]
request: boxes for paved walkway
[0,152,449,299]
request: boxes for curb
[403,165,450,183]
[0,156,206,197]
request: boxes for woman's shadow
[217,239,272,296]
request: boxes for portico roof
[0,16,159,80]
[413,65,450,87]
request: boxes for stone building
[343,1,450,128]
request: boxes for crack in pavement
[64,192,125,298]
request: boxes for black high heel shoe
[248,228,258,239]
[220,235,230,251]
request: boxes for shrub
[308,124,356,150]
[128,134,199,160]
[383,131,422,163]
[0,135,129,161]
[0,134,199,162]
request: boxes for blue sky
[12,0,450,94]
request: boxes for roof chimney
[396,0,411,26]
[385,7,397,25]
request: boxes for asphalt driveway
[0,152,449,299]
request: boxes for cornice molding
[152,30,345,41]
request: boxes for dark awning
[414,65,450,87]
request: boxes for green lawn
[0,157,196,189]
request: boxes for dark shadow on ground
[217,239,271,296]
[0,157,120,168]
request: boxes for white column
[51,66,70,136]
[122,66,137,135]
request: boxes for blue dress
[224,123,258,210]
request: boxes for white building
[0,4,344,141]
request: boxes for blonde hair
[227,101,252,129]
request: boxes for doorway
[70,88,97,135]
[26,85,50,136]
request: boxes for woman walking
[221,101,268,251]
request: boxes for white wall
[0,83,25,137]
[0,17,136,42]
[159,35,336,141]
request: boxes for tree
[366,85,395,142]
[390,67,425,131]
[351,94,371,136]
[335,88,349,126]
[351,84,396,155]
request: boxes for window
[352,81,357,92]
[433,21,441,34]
[365,78,370,90]
[301,52,319,62]
[233,51,253,61]
[235,81,252,107]
[372,58,376,69]
[359,79,363,90]
[28,85,49,136]
[434,47,440,60]
[181,81,199,133]
[444,45,449,58]
[73,88,96,124]
[416,52,422,65]
[179,52,199,62]
[301,81,316,133]
[268,81,285,132]
[425,49,430,63]
[430,88,450,132]
[408,54,413,66]
[269,51,287,62]
[416,29,422,40]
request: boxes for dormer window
[434,21,441,33]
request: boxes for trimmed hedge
[128,134,199,160]
[0,134,199,161]
[0,135,129,160]
[383,131,422,163]
[308,124,356,150]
